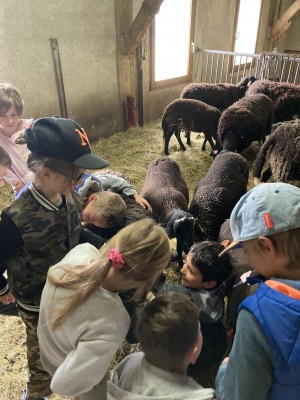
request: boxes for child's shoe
[21,388,48,400]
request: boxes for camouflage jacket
[0,184,104,312]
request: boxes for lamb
[247,79,300,123]
[189,151,249,241]
[181,75,256,112]
[253,119,300,184]
[217,93,274,153]
[140,157,204,267]
[162,98,221,155]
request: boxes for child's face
[47,168,85,197]
[0,164,8,187]
[180,252,206,289]
[0,106,21,136]
[82,196,109,228]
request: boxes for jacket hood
[107,352,216,400]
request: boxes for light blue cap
[220,183,300,255]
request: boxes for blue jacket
[240,281,300,400]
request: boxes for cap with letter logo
[25,116,109,169]
[219,183,300,256]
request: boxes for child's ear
[257,236,276,259]
[88,193,98,202]
[39,167,52,180]
[202,280,217,289]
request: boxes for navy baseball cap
[25,116,109,169]
[219,183,300,256]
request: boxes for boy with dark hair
[216,182,300,400]
[107,292,216,399]
[153,241,233,321]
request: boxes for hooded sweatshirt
[108,352,216,400]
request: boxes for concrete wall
[0,0,121,141]
[1,0,299,134]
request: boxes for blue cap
[219,183,300,255]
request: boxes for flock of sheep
[92,77,300,332]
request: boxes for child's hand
[0,292,15,305]
[133,194,153,213]
[13,179,25,194]
[221,240,231,248]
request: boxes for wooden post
[114,0,135,130]
[123,0,164,55]
[271,0,300,41]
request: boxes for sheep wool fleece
[37,243,130,399]
[107,352,216,400]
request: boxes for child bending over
[108,292,216,399]
[216,183,300,400]
[37,219,171,400]
[0,116,108,400]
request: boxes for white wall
[0,0,121,141]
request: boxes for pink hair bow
[108,248,125,269]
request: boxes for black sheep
[253,119,300,184]
[181,75,256,112]
[162,98,221,155]
[247,79,300,123]
[217,94,274,153]
[189,152,249,241]
[141,157,203,267]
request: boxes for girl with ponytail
[37,218,171,400]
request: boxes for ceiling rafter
[271,0,300,41]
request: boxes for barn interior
[1,1,300,399]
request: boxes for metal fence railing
[195,49,300,85]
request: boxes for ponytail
[49,219,171,330]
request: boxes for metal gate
[195,49,300,85]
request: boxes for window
[151,0,195,89]
[234,0,262,64]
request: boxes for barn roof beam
[121,0,164,55]
[271,0,300,41]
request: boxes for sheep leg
[163,131,172,155]
[206,136,216,152]
[176,240,184,270]
[185,130,191,146]
[174,128,187,151]
[201,138,207,151]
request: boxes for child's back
[108,292,216,400]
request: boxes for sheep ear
[165,219,174,238]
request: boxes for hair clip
[108,248,125,269]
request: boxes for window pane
[155,0,192,81]
[234,0,261,64]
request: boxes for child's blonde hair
[245,227,300,270]
[91,191,126,227]
[0,82,24,116]
[48,218,171,330]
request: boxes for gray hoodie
[108,352,216,400]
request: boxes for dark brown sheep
[247,79,300,123]
[253,119,300,184]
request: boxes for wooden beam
[114,0,135,131]
[123,0,164,55]
[271,0,300,41]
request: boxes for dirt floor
[0,120,262,399]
